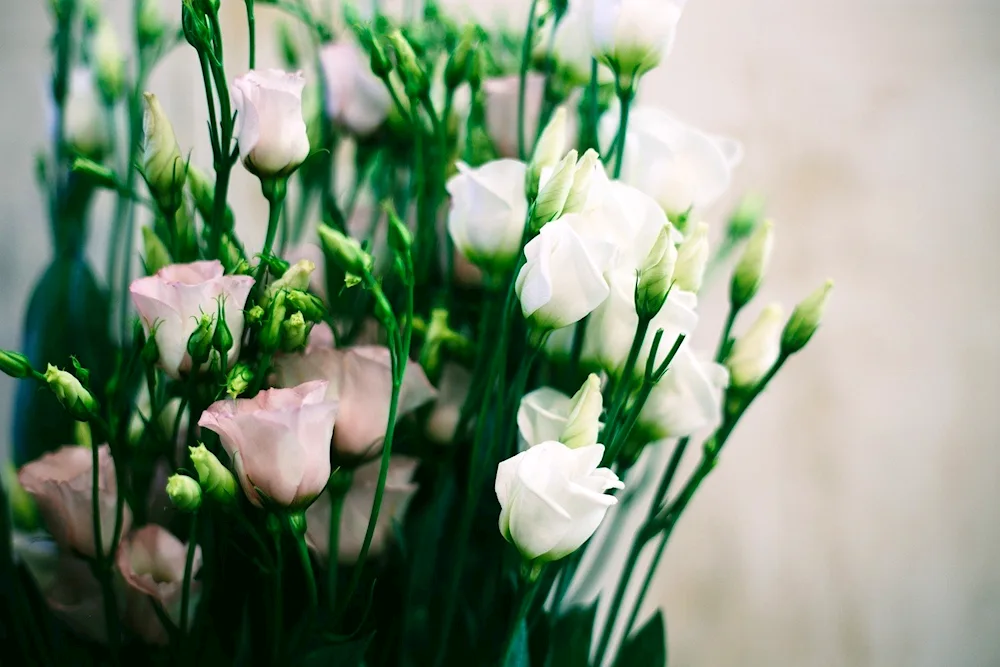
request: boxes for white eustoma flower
[727,303,785,387]
[231,69,311,177]
[589,0,687,79]
[63,68,110,159]
[319,42,392,136]
[602,106,742,216]
[515,219,612,330]
[495,441,623,562]
[535,0,613,86]
[517,387,574,449]
[446,159,529,272]
[129,260,255,379]
[638,348,729,438]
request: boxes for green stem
[271,524,284,663]
[568,315,590,380]
[611,83,635,179]
[517,0,540,160]
[714,306,740,364]
[592,525,649,666]
[603,316,652,451]
[244,0,256,70]
[326,473,350,609]
[256,179,288,286]
[293,529,318,612]
[500,571,543,665]
[179,509,199,638]
[584,59,600,152]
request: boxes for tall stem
[714,306,740,363]
[293,529,318,612]
[257,178,288,286]
[603,315,652,452]
[517,0,540,160]
[244,0,256,70]
[500,569,543,664]
[611,83,635,179]
[180,509,199,640]
[326,471,351,609]
[592,527,648,666]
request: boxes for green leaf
[546,602,598,667]
[503,618,530,667]
[613,610,666,667]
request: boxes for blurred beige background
[2,0,999,665]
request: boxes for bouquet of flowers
[0,0,833,665]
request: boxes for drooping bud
[141,92,186,216]
[781,280,833,355]
[730,220,773,308]
[94,20,125,102]
[44,364,99,420]
[186,313,215,367]
[727,303,785,388]
[0,350,34,379]
[562,148,600,215]
[559,374,604,449]
[281,312,309,352]
[318,225,373,276]
[141,226,172,275]
[189,444,238,505]
[673,222,710,293]
[286,290,326,322]
[226,363,254,399]
[527,106,569,200]
[531,149,578,231]
[386,30,427,98]
[636,225,678,319]
[166,474,202,512]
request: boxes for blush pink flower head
[230,68,311,177]
[18,444,131,558]
[198,381,338,509]
[116,524,202,645]
[273,346,437,460]
[129,260,254,379]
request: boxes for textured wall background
[2,1,999,665]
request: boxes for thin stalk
[611,83,635,179]
[90,440,119,663]
[271,526,284,664]
[517,0,540,160]
[603,315,652,449]
[500,572,543,664]
[294,531,318,612]
[592,525,649,666]
[179,509,199,639]
[244,0,256,70]
[326,475,350,608]
[256,179,288,286]
[714,306,739,364]
[568,316,590,379]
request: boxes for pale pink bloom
[305,456,419,563]
[129,260,254,379]
[18,444,131,558]
[116,524,201,645]
[319,42,392,136]
[231,69,311,177]
[425,363,473,444]
[198,381,338,508]
[483,74,546,158]
[273,346,436,459]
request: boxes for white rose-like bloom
[496,441,623,562]
[516,219,611,330]
[517,387,574,449]
[589,0,687,78]
[446,160,529,272]
[319,42,392,136]
[231,69,311,177]
[602,106,742,216]
[129,260,255,379]
[63,68,110,159]
[638,347,729,438]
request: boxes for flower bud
[359,28,392,80]
[186,313,215,367]
[44,364,99,420]
[226,363,254,399]
[64,68,110,159]
[286,290,326,322]
[213,302,234,357]
[261,291,287,352]
[246,305,265,327]
[386,205,413,257]
[386,30,427,98]
[141,226,172,275]
[189,444,238,505]
[726,193,766,242]
[141,328,160,366]
[445,24,478,89]
[138,0,165,45]
[281,312,309,352]
[673,222,710,293]
[559,374,604,449]
[562,148,600,215]
[731,220,773,308]
[636,226,678,319]
[727,303,785,388]
[4,461,38,530]
[318,225,373,276]
[0,350,34,379]
[94,20,125,102]
[74,420,93,448]
[782,280,833,355]
[166,474,202,512]
[531,150,578,231]
[263,259,314,307]
[527,106,569,198]
[141,92,186,216]
[181,0,212,53]
[71,156,118,189]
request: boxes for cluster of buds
[254,259,327,354]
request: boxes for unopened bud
[636,226,678,318]
[141,327,160,365]
[138,0,165,45]
[527,106,569,199]
[531,149,578,231]
[44,364,99,420]
[281,312,309,352]
[94,20,125,102]
[141,92,186,216]
[4,462,38,530]
[562,148,599,215]
[560,374,603,449]
[246,305,265,326]
[181,0,212,53]
[142,226,172,275]
[189,444,238,505]
[673,222,710,293]
[226,363,254,398]
[782,280,833,355]
[386,30,427,98]
[727,303,785,387]
[166,474,202,512]
[318,225,373,276]
[213,301,234,356]
[727,193,766,241]
[445,24,478,89]
[731,220,773,308]
[71,157,118,190]
[186,313,215,366]
[286,290,326,322]
[261,291,287,351]
[385,204,413,256]
[266,259,314,305]
[0,350,33,379]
